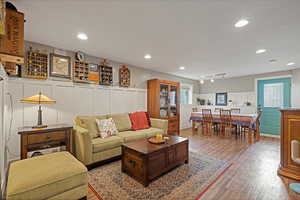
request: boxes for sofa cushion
[137,127,165,138]
[6,152,87,200]
[75,115,107,129]
[110,113,132,132]
[117,131,147,143]
[129,112,150,130]
[92,136,123,153]
[80,118,100,139]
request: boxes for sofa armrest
[73,125,93,165]
[150,118,168,135]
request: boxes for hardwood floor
[87,128,300,200]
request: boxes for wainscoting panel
[5,78,148,161]
[93,88,111,116]
[5,78,194,161]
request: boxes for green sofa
[73,113,168,166]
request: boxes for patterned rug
[88,152,231,200]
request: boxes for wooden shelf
[73,60,89,83]
[0,53,24,64]
[25,50,48,79]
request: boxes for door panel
[258,78,291,135]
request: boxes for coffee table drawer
[28,131,66,145]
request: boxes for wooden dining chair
[231,108,241,114]
[202,109,214,136]
[192,107,202,134]
[220,109,237,137]
[215,108,222,113]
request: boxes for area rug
[88,152,232,200]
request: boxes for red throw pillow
[129,112,151,130]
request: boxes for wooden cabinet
[0,8,24,64]
[278,109,300,180]
[18,124,73,159]
[147,79,180,135]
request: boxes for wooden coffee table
[121,136,188,186]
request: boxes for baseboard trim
[261,133,280,138]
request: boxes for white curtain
[264,83,283,107]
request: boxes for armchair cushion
[92,136,123,153]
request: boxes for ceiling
[12,0,300,80]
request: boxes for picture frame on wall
[216,92,228,106]
[88,63,100,84]
[50,53,71,79]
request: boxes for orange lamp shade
[20,92,56,104]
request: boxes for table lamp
[20,92,56,128]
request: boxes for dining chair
[231,108,241,114]
[215,108,222,113]
[192,107,202,135]
[192,107,198,112]
[202,109,214,136]
[202,109,218,135]
[220,109,237,137]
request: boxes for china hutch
[278,108,300,180]
[147,79,180,135]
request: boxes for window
[180,84,193,104]
[264,83,283,107]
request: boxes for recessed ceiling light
[210,79,214,83]
[269,59,277,63]
[287,62,295,66]
[256,49,266,54]
[200,80,204,84]
[235,19,249,28]
[144,54,152,60]
[77,33,88,40]
[179,66,185,70]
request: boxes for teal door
[257,78,291,135]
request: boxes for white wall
[5,78,147,161]
[194,92,256,113]
[0,79,5,195]
[292,69,300,107]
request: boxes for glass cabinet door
[159,84,169,117]
[169,85,177,117]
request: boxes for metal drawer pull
[46,136,51,140]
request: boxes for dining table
[190,112,260,142]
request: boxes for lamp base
[32,124,48,129]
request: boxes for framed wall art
[215,92,228,106]
[50,53,71,79]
